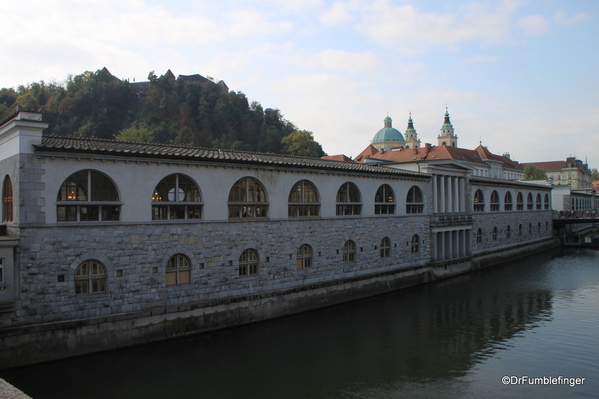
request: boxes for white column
[432,175,438,214]
[447,177,453,214]
[440,176,446,213]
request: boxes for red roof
[521,161,567,171]
[355,143,522,170]
[320,154,354,162]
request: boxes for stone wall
[9,215,431,327]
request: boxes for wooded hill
[0,68,326,157]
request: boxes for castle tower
[404,112,421,149]
[437,107,458,147]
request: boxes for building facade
[0,112,555,368]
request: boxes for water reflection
[2,249,598,399]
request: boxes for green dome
[372,116,405,144]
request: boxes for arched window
[342,240,356,262]
[2,176,13,222]
[406,186,424,214]
[504,191,513,211]
[536,193,542,210]
[492,226,498,241]
[74,260,106,295]
[516,192,524,210]
[410,234,420,253]
[474,228,483,244]
[152,174,202,220]
[519,224,523,237]
[289,180,320,217]
[527,193,533,210]
[228,177,268,219]
[490,191,500,211]
[166,254,191,286]
[506,225,512,239]
[544,194,550,210]
[538,222,541,233]
[297,244,313,269]
[375,184,395,214]
[528,223,532,235]
[473,190,484,212]
[380,237,391,257]
[239,249,259,276]
[336,182,361,216]
[57,170,120,222]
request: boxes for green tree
[282,130,326,157]
[591,168,599,181]
[116,122,155,143]
[524,164,547,180]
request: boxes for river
[2,248,598,398]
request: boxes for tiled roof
[321,154,354,162]
[355,143,524,170]
[35,135,428,178]
[521,161,567,171]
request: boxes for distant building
[356,110,525,180]
[522,158,592,189]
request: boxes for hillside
[0,68,326,157]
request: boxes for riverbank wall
[0,236,558,369]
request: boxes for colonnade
[432,175,466,214]
[431,228,471,262]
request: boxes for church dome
[372,116,405,144]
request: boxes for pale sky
[2,0,598,168]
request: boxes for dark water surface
[2,248,598,398]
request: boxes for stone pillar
[432,175,438,214]
[440,176,446,213]
[447,177,453,214]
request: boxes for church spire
[438,107,458,147]
[404,111,421,149]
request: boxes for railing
[430,214,473,226]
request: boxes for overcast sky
[2,0,598,167]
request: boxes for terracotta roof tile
[35,135,428,178]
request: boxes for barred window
[516,192,524,211]
[473,190,484,212]
[152,174,202,220]
[229,177,268,219]
[504,191,513,211]
[57,170,120,222]
[2,176,13,222]
[375,184,395,215]
[410,234,420,253]
[343,240,356,263]
[336,183,361,216]
[506,225,512,239]
[536,193,542,210]
[75,260,106,295]
[380,237,391,258]
[406,186,424,214]
[166,254,191,286]
[544,194,550,210]
[289,180,320,217]
[474,228,483,244]
[492,226,498,241]
[239,249,259,276]
[527,193,534,210]
[296,244,313,269]
[490,191,499,211]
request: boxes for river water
[2,248,598,398]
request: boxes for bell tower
[404,112,421,149]
[437,107,458,147]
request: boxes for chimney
[424,143,431,155]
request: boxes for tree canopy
[0,68,327,157]
[524,164,547,180]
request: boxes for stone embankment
[0,379,32,399]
